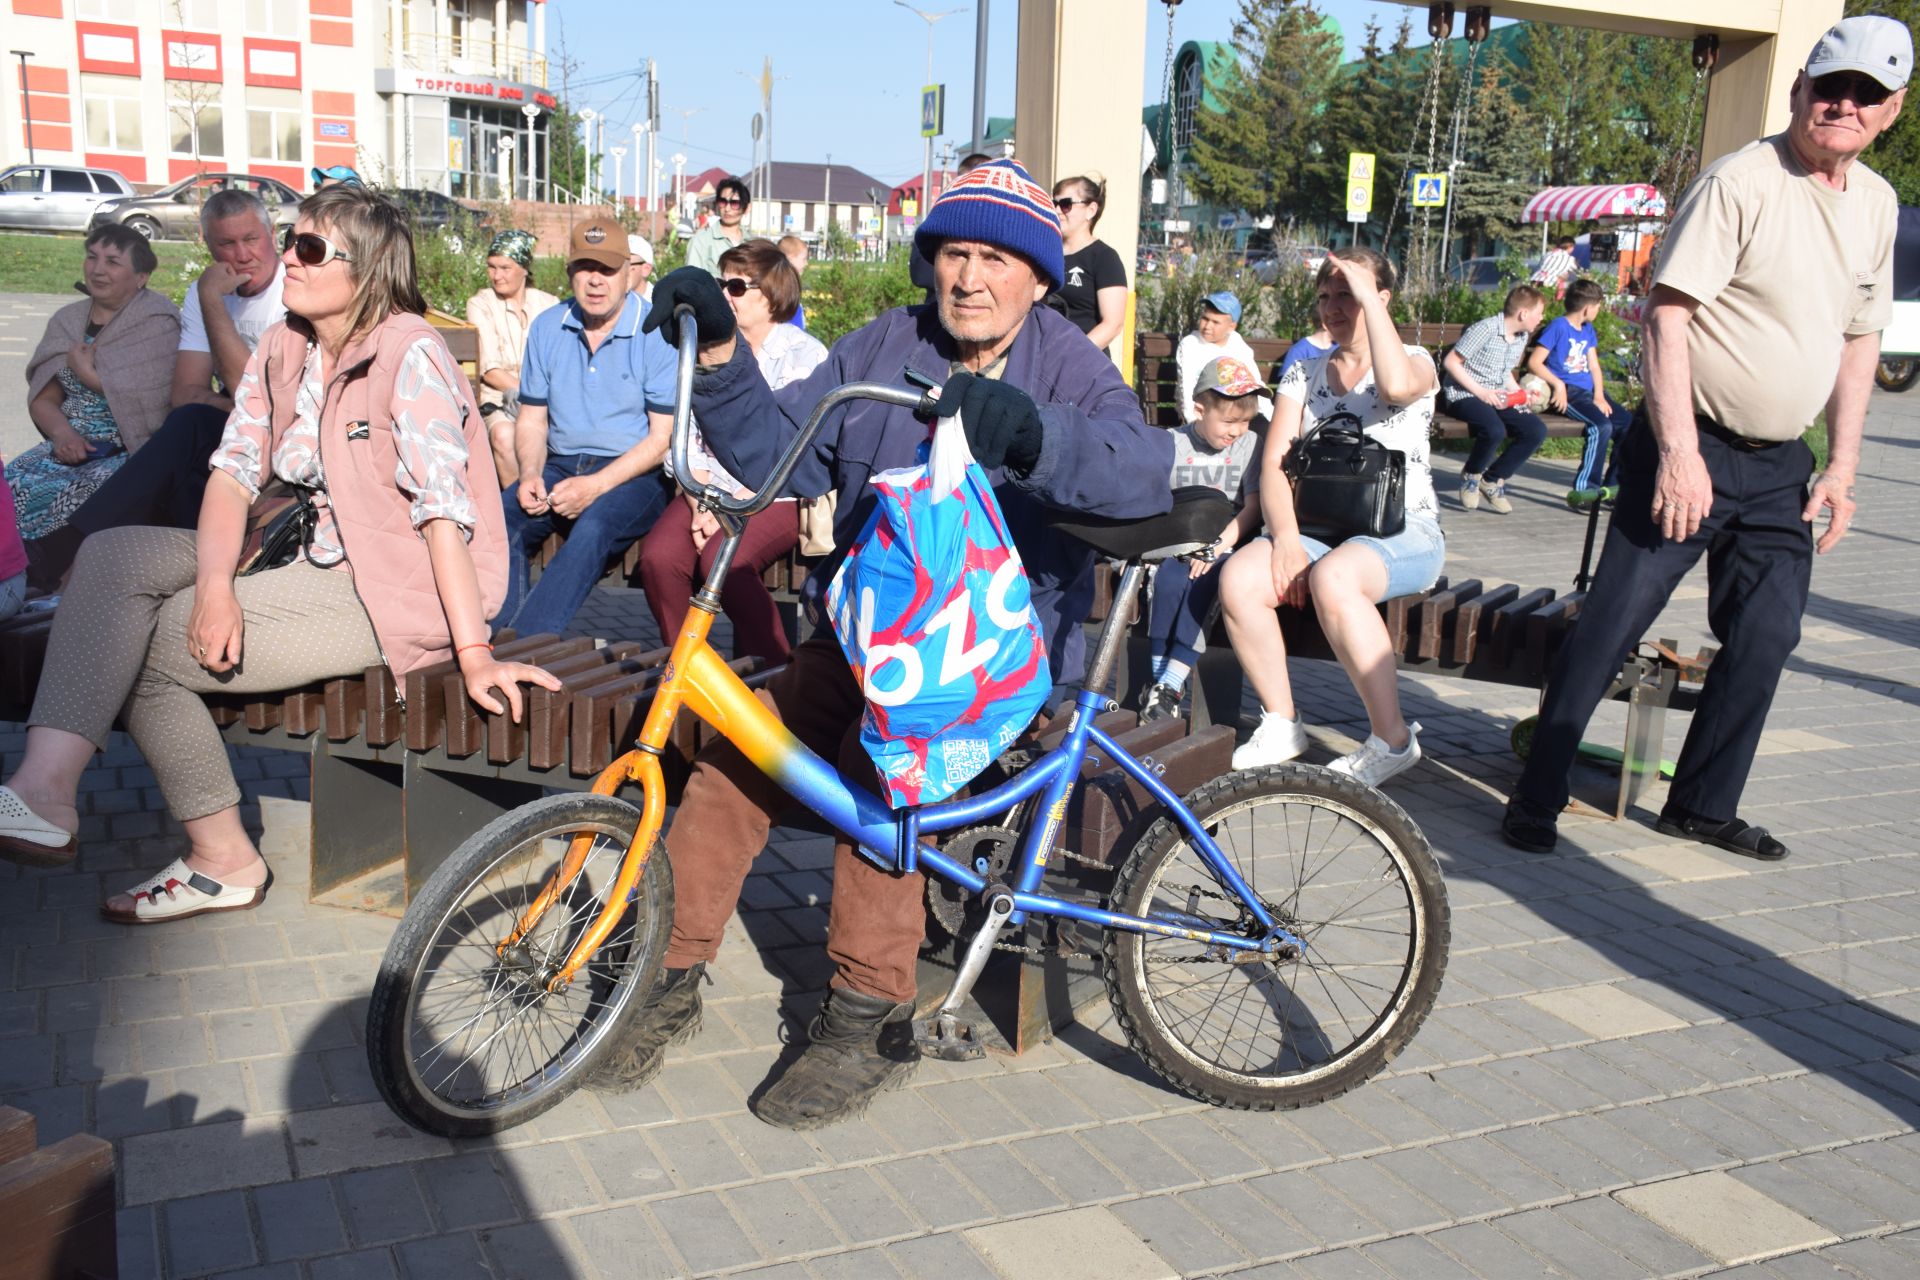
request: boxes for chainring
[924,825,1023,939]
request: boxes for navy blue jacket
[693,302,1173,681]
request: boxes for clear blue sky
[554,0,1463,193]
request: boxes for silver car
[0,164,136,232]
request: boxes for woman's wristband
[456,642,493,659]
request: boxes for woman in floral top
[1219,247,1445,788]
[0,185,560,925]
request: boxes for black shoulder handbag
[1282,411,1406,543]
[237,482,318,576]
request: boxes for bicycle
[366,311,1451,1137]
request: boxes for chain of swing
[1382,4,1491,344]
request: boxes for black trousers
[1513,416,1816,821]
[28,404,230,590]
[72,403,230,537]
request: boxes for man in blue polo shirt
[495,216,677,635]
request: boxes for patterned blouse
[210,336,481,568]
[1277,344,1440,522]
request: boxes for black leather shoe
[1502,797,1559,854]
[1655,809,1789,861]
[751,987,920,1130]
[587,962,706,1092]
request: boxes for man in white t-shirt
[23,190,289,586]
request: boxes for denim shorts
[1297,515,1446,599]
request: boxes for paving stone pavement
[3,341,1919,1276]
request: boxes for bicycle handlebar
[668,303,940,523]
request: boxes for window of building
[81,74,143,152]
[169,0,220,27]
[1174,54,1202,149]
[168,80,225,157]
[245,0,300,37]
[247,87,302,162]
[76,0,140,19]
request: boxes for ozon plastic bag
[825,410,1051,808]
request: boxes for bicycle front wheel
[1104,765,1448,1110]
[367,793,673,1137]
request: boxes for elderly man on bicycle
[633,160,1173,1128]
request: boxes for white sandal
[0,785,79,868]
[101,858,274,925]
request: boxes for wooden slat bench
[1133,329,1592,442]
[0,1106,115,1280]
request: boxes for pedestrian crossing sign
[1412,173,1448,208]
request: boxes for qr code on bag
[940,737,990,779]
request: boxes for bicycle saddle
[1049,486,1236,563]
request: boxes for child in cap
[1141,355,1268,722]
[1175,290,1269,423]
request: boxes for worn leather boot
[586,962,706,1092]
[751,987,920,1130]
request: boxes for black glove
[640,267,736,348]
[937,372,1044,475]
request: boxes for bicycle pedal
[912,1016,987,1062]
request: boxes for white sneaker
[1326,723,1423,787]
[1483,480,1513,515]
[1459,473,1483,511]
[1232,712,1310,770]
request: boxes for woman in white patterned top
[0,186,560,924]
[1219,247,1445,788]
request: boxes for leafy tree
[1187,0,1342,223]
[546,104,590,200]
[1848,0,1920,201]
[1445,57,1541,258]
[1298,19,1403,237]
[1518,24,1639,187]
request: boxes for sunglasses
[719,277,760,297]
[714,196,746,208]
[282,228,353,267]
[1053,197,1087,211]
[1810,71,1895,107]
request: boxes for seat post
[1080,561,1145,701]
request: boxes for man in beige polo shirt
[1505,14,1908,862]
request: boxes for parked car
[1446,255,1543,295]
[88,171,301,241]
[0,164,136,232]
[382,189,493,252]
[1244,242,1331,284]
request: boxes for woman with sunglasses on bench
[0,185,559,921]
[638,239,826,665]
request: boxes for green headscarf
[487,228,537,274]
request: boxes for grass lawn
[0,232,200,305]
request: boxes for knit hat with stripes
[915,159,1066,290]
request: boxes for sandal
[0,785,79,868]
[100,859,274,925]
[1655,811,1789,862]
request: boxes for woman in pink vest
[0,185,559,923]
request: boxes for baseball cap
[627,234,654,266]
[567,217,627,271]
[1807,14,1913,91]
[1202,290,1243,324]
[311,165,362,189]
[1194,355,1268,399]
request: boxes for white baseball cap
[1807,14,1913,91]
[627,234,655,266]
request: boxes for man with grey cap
[1504,14,1908,861]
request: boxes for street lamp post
[893,3,964,232]
[10,51,33,164]
[578,107,597,203]
[521,102,541,201]
[672,152,687,225]
[610,144,627,209]
[496,134,514,203]
[632,122,648,217]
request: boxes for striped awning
[1521,183,1666,224]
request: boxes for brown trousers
[662,635,926,1003]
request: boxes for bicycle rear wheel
[1104,764,1448,1110]
[367,793,673,1137]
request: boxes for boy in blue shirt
[1527,278,1635,508]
